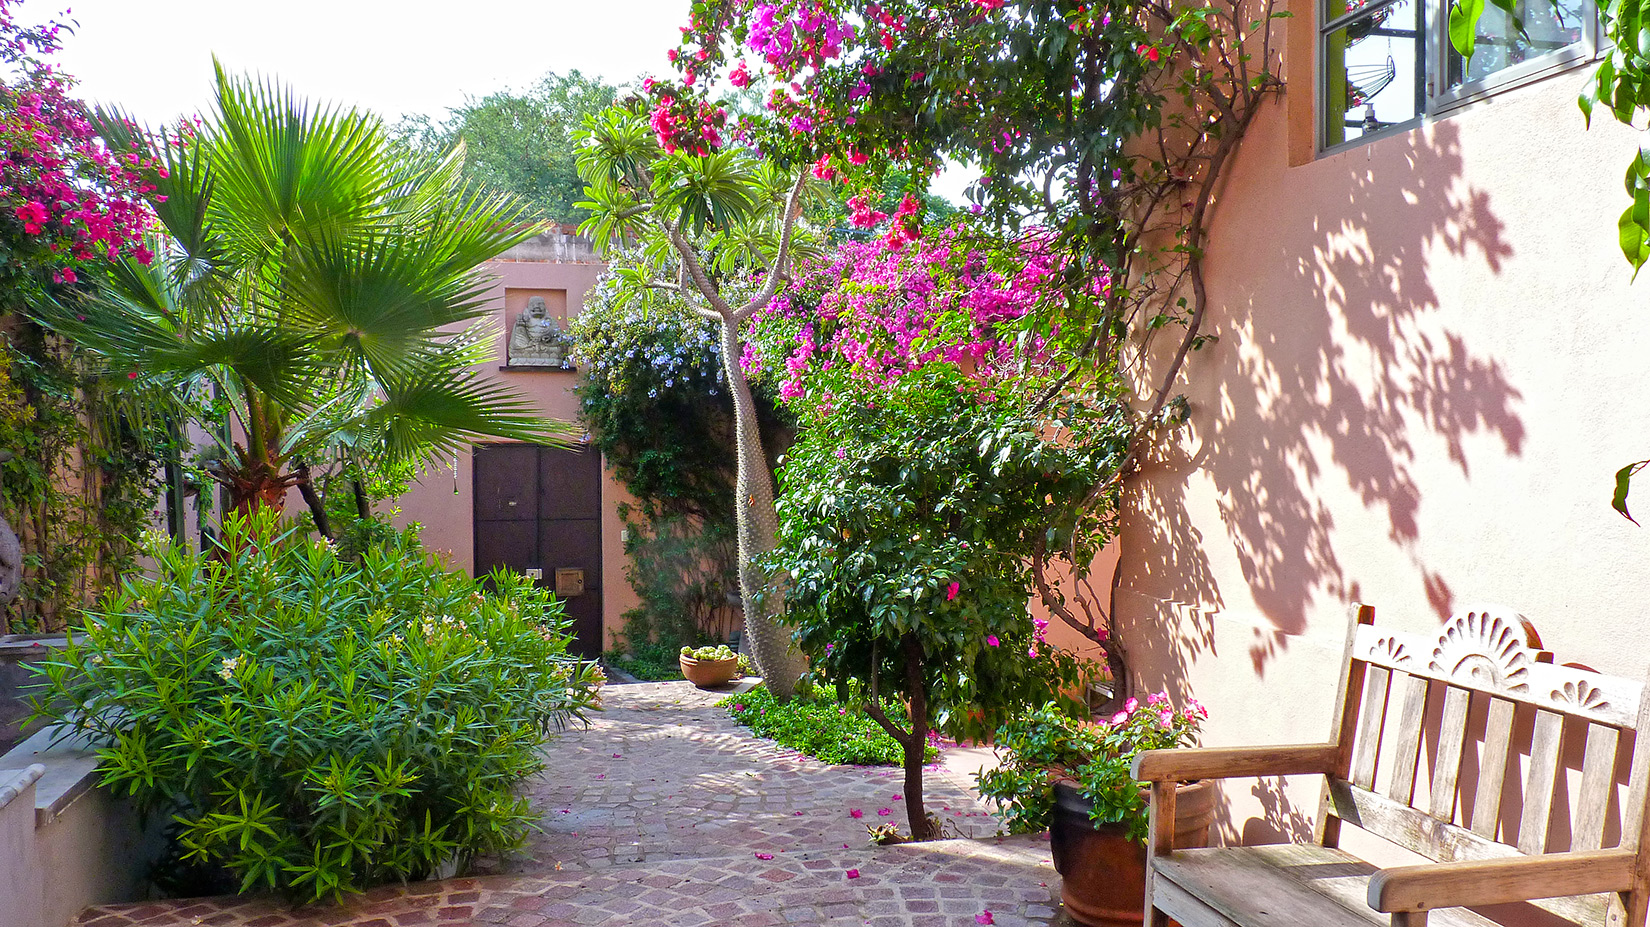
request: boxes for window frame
[1316,0,1600,154]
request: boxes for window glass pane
[1445,0,1587,88]
[1323,0,1426,146]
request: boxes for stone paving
[74,680,1069,927]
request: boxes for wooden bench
[1130,604,1650,927]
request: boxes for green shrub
[28,513,603,901]
[721,686,934,767]
[603,641,686,681]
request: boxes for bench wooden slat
[1325,779,1607,925]
[1353,622,1641,728]
[1146,605,1650,927]
[1573,723,1620,852]
[1429,686,1473,821]
[1352,666,1391,791]
[1518,709,1566,855]
[1469,696,1516,839]
[1154,845,1503,927]
[1388,673,1431,805]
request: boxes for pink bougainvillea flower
[986,635,1000,647]
[596,774,605,779]
[976,911,995,925]
[877,807,893,816]
[850,808,864,818]
[755,852,775,860]
[794,811,804,816]
[846,869,860,879]
[1137,43,1160,62]
[945,581,960,601]
[612,753,623,758]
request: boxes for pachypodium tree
[33,65,569,535]
[751,229,1130,839]
[574,105,815,697]
[646,0,1288,700]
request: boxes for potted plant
[679,644,741,688]
[978,695,1215,927]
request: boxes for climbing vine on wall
[0,321,166,634]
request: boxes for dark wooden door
[473,443,603,657]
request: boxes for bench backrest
[1322,604,1650,924]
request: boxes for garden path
[74,680,1068,927]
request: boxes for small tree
[753,229,1129,839]
[574,105,817,697]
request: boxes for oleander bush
[28,513,603,901]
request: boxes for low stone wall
[0,724,162,927]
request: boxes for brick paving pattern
[75,680,1069,927]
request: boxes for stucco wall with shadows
[1116,55,1650,848]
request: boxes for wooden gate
[472,443,603,658]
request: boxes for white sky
[26,0,691,126]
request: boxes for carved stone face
[524,296,549,319]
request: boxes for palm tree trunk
[719,315,806,699]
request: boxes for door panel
[473,443,604,659]
[473,443,538,521]
[539,518,601,658]
[538,446,602,519]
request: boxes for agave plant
[35,64,570,532]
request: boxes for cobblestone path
[74,681,1068,927]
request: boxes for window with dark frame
[1319,0,1597,151]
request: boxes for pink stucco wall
[1119,23,1650,848]
[393,238,640,650]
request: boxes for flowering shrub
[745,228,1081,404]
[571,263,792,524]
[0,1,157,291]
[978,695,1206,842]
[29,513,603,901]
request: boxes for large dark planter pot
[1049,778,1216,927]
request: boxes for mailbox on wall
[555,568,585,597]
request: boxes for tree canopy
[395,70,619,224]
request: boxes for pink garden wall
[1117,18,1650,848]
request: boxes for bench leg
[1145,782,1177,927]
[1391,913,1428,927]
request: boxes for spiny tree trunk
[719,316,806,700]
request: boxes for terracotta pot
[1049,778,1216,927]
[679,655,740,689]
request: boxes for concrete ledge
[0,724,161,927]
[0,764,44,811]
[2,724,102,826]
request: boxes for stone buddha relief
[508,296,569,367]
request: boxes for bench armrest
[1131,743,1339,783]
[1367,849,1636,912]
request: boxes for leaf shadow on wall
[1118,119,1525,689]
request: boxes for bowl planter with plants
[979,696,1214,927]
[679,644,740,688]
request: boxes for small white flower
[218,655,242,681]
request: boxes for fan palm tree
[36,65,571,532]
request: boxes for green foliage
[0,329,166,633]
[768,362,1127,745]
[977,697,1204,842]
[395,71,618,224]
[603,640,686,681]
[29,512,603,901]
[722,685,930,767]
[34,66,569,524]
[571,266,790,523]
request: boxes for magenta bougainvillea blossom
[0,0,158,284]
[746,227,1098,410]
